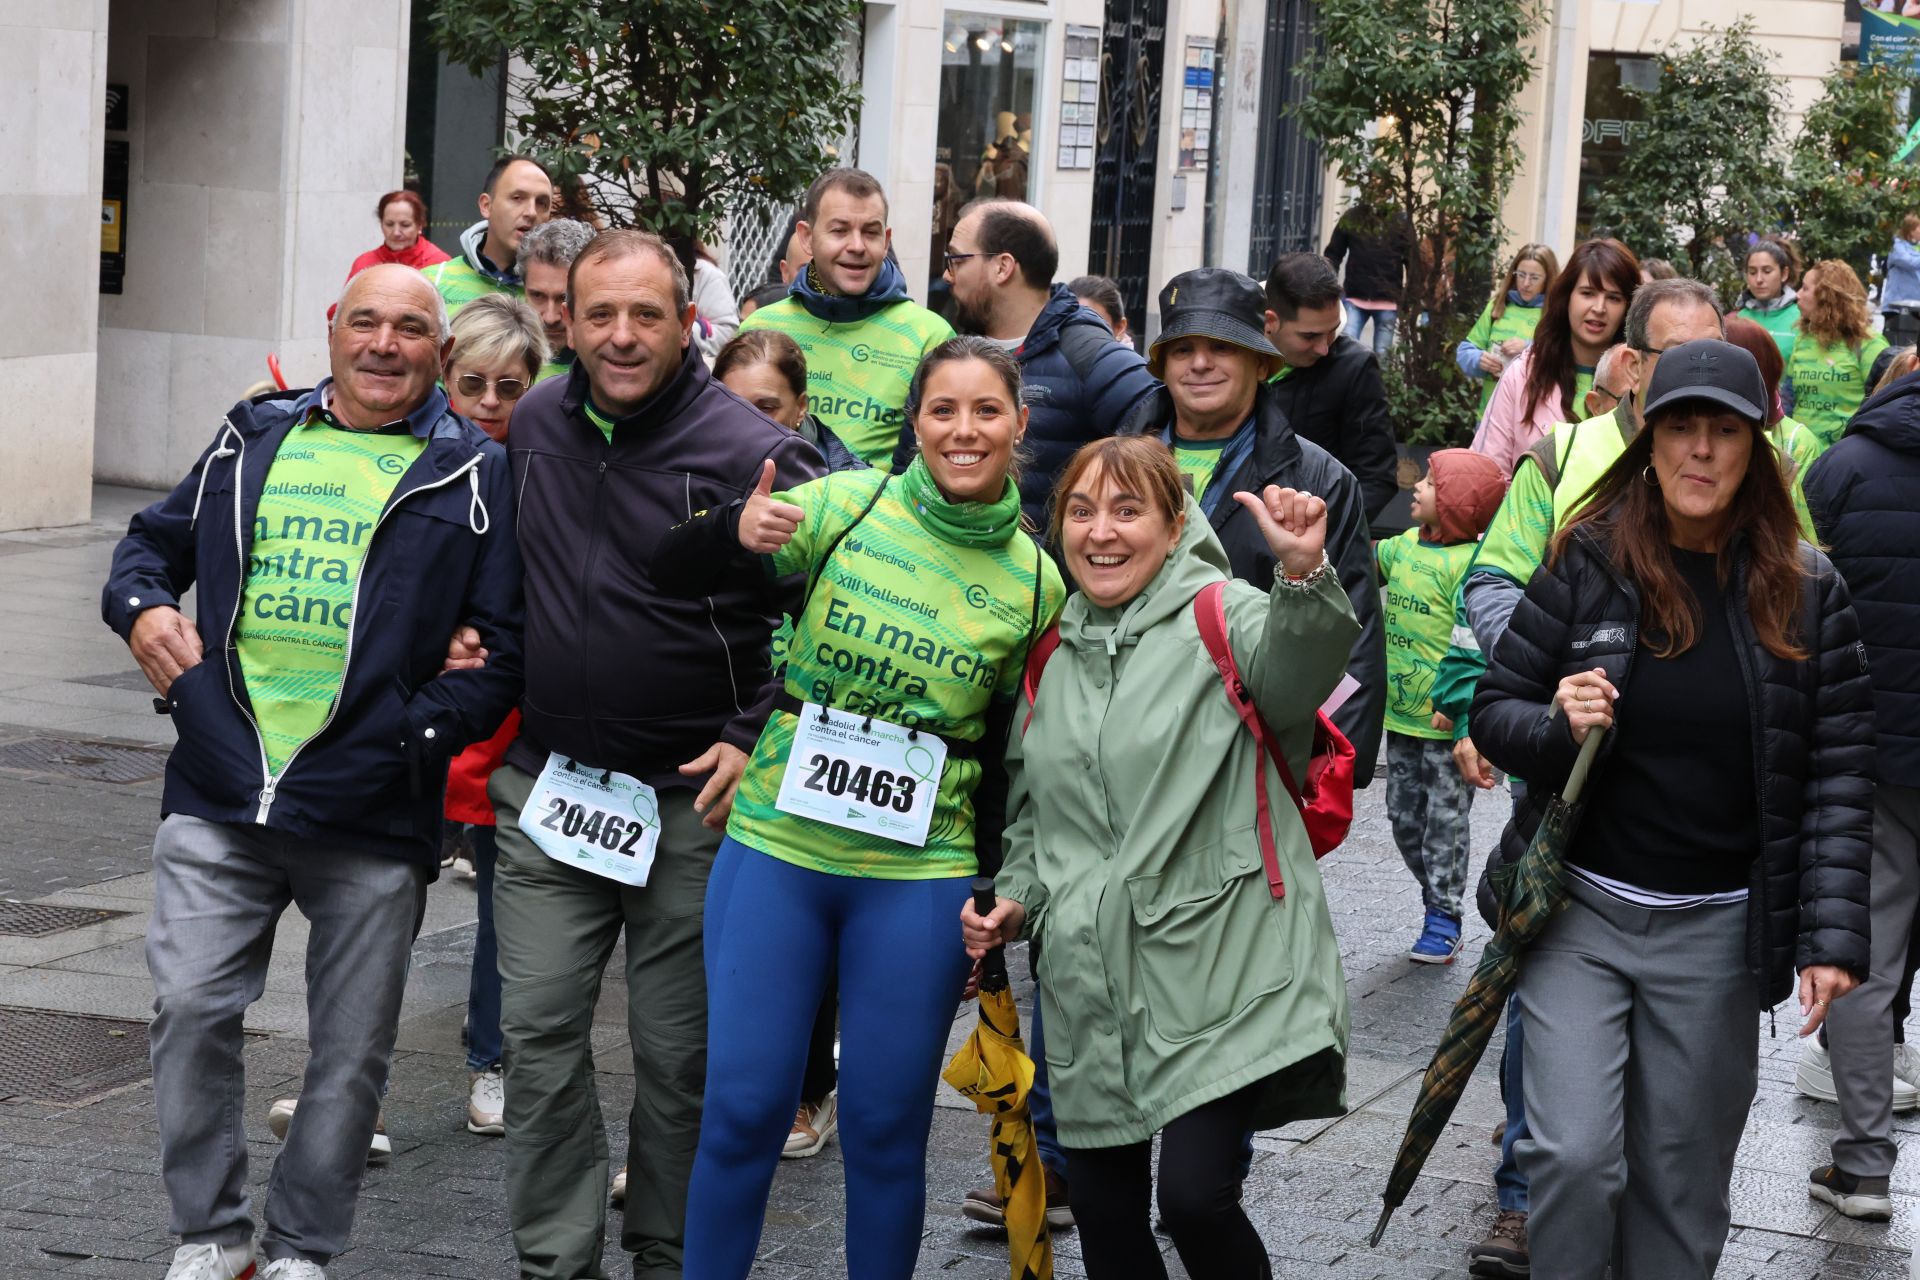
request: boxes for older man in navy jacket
[104,264,523,1280]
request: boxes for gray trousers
[1827,782,1920,1177]
[146,814,427,1265]
[492,763,719,1280]
[1515,877,1758,1279]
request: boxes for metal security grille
[0,1008,154,1106]
[0,901,129,938]
[1088,0,1167,345]
[1247,0,1324,276]
[0,737,169,784]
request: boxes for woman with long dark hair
[1472,238,1639,473]
[1471,338,1872,1276]
[1733,238,1802,362]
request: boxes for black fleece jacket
[504,345,826,790]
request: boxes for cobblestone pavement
[0,488,1913,1278]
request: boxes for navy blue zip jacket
[102,382,525,866]
[1805,369,1920,788]
[1014,284,1161,528]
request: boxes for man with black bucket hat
[1117,266,1386,787]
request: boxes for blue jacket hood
[789,256,911,323]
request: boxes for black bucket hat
[1147,268,1282,376]
[1641,338,1768,423]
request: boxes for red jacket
[445,710,520,826]
[348,239,453,279]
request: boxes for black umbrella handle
[973,875,1010,991]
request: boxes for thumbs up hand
[738,459,807,553]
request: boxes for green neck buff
[895,455,1022,548]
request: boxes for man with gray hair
[103,262,524,1280]
[1430,274,1724,1279]
[517,217,596,383]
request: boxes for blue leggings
[683,837,973,1279]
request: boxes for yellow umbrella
[944,877,1052,1280]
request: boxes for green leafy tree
[1292,0,1544,446]
[433,1,863,246]
[1591,20,1785,297]
[1787,62,1920,284]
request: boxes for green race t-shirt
[1376,528,1480,738]
[236,415,426,774]
[1739,301,1802,364]
[426,256,522,319]
[739,298,954,470]
[582,398,617,443]
[726,469,1067,879]
[1171,435,1231,502]
[1464,299,1544,413]
[1788,334,1890,449]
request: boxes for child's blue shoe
[1408,909,1463,964]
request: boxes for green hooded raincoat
[995,499,1360,1148]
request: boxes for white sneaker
[451,855,477,881]
[1795,1040,1920,1110]
[258,1261,328,1280]
[1895,1042,1920,1091]
[466,1067,505,1136]
[783,1091,838,1159]
[164,1242,256,1280]
[611,1164,628,1206]
[267,1097,392,1162]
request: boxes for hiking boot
[1466,1208,1529,1277]
[266,1098,391,1162]
[1795,1040,1920,1110]
[783,1091,838,1159]
[1809,1163,1893,1221]
[466,1067,504,1136]
[1409,910,1464,965]
[164,1243,255,1280]
[612,1164,628,1206]
[961,1166,1075,1230]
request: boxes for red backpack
[1021,580,1355,899]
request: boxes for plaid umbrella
[1369,729,1607,1247]
[943,877,1052,1280]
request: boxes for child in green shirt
[1377,448,1507,962]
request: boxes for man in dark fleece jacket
[1803,370,1920,1221]
[483,230,824,1279]
[1262,252,1401,520]
[942,199,1160,528]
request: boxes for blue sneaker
[1409,910,1463,964]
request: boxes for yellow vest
[1526,407,1637,530]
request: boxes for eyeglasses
[1513,270,1547,285]
[943,251,981,270]
[453,373,529,400]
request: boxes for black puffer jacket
[1265,335,1399,521]
[1804,370,1920,789]
[1470,528,1874,1005]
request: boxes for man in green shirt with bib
[739,169,953,471]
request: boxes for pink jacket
[1470,349,1574,474]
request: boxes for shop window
[930,14,1045,302]
[1576,53,1656,241]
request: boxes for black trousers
[1062,1078,1272,1280]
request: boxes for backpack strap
[1194,581,1301,899]
[1019,624,1062,735]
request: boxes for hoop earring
[1641,464,1659,487]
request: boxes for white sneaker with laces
[164,1242,255,1280]
[1795,1038,1920,1110]
[258,1261,328,1280]
[267,1097,392,1161]
[467,1067,505,1136]
[783,1090,839,1159]
[1895,1043,1920,1093]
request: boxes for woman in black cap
[1469,338,1874,1276]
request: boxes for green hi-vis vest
[1537,409,1634,529]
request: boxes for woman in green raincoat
[962,435,1358,1279]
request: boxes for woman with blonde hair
[1457,243,1560,413]
[1785,259,1888,452]
[442,292,547,444]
